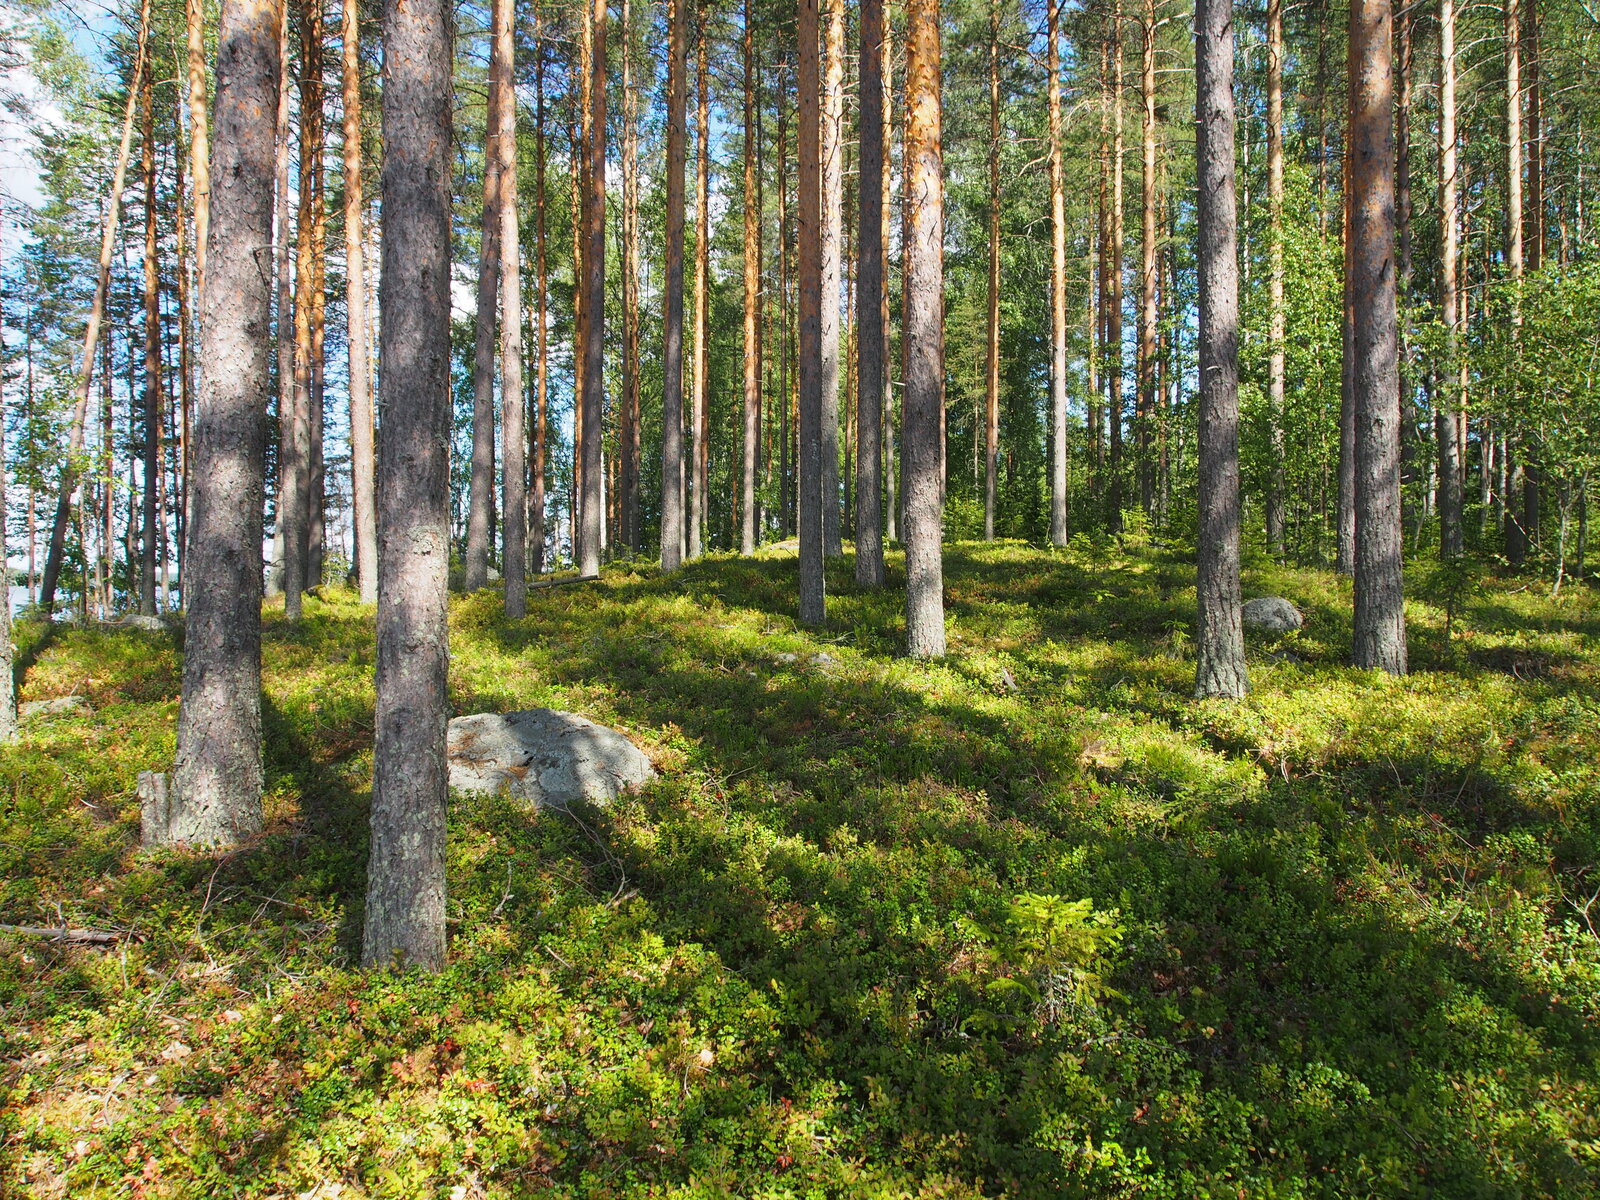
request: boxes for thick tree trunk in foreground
[495,0,527,616]
[854,0,886,584]
[1194,0,1248,700]
[742,0,763,557]
[1046,0,1068,545]
[344,0,376,601]
[364,0,454,971]
[820,0,845,557]
[140,59,162,617]
[797,0,826,624]
[1438,0,1463,557]
[903,0,944,659]
[661,0,687,571]
[167,0,279,845]
[1349,0,1407,674]
[579,0,606,576]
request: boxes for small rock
[20,696,91,720]
[998,666,1019,693]
[447,709,656,810]
[776,652,798,664]
[114,614,168,633]
[814,652,835,666]
[1241,597,1303,636]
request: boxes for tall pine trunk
[797,0,826,624]
[1194,0,1248,698]
[464,43,503,592]
[1350,0,1407,673]
[621,0,640,550]
[1046,0,1068,544]
[983,0,1000,542]
[1504,0,1526,566]
[185,0,210,290]
[1438,0,1463,556]
[854,0,886,583]
[267,0,292,595]
[689,27,710,559]
[741,0,763,557]
[1137,0,1158,520]
[495,0,527,614]
[167,0,280,844]
[1266,0,1286,557]
[364,0,454,971]
[139,54,161,617]
[820,0,845,557]
[344,0,376,601]
[579,0,606,576]
[532,13,549,573]
[661,0,688,569]
[1107,4,1125,533]
[903,0,945,658]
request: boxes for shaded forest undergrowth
[3,539,1599,1197]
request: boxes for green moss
[3,544,1598,1197]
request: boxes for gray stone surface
[20,696,91,720]
[447,709,656,810]
[1241,596,1304,635]
[113,614,169,633]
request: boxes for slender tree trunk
[343,0,376,601]
[268,0,292,596]
[1505,0,1527,567]
[740,0,763,556]
[1337,133,1355,574]
[854,0,887,583]
[532,14,549,573]
[661,0,687,569]
[1522,0,1541,553]
[1107,5,1125,533]
[1194,0,1247,699]
[778,79,792,539]
[879,19,895,547]
[282,0,322,618]
[364,0,454,972]
[689,26,709,559]
[1137,0,1158,519]
[982,0,1000,543]
[40,0,145,617]
[1046,0,1068,544]
[186,0,211,291]
[0,295,13,741]
[465,47,503,592]
[1096,37,1109,476]
[167,0,280,843]
[1437,0,1463,557]
[904,0,944,658]
[621,0,640,551]
[308,144,327,587]
[1350,0,1407,674]
[495,0,527,615]
[579,0,606,576]
[798,0,826,623]
[1266,0,1286,558]
[140,55,161,617]
[821,0,845,557]
[570,56,585,564]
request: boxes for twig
[0,924,128,944]
[528,574,601,592]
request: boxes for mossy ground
[3,539,1598,1198]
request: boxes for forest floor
[3,537,1599,1198]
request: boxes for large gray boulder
[447,709,656,810]
[1241,596,1304,635]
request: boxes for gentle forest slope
[3,540,1599,1197]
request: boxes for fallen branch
[0,924,129,945]
[527,574,601,592]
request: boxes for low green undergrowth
[3,541,1598,1197]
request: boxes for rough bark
[1046,0,1068,545]
[1349,0,1407,674]
[661,0,687,571]
[268,0,292,596]
[1522,0,1541,552]
[308,140,327,587]
[1438,0,1463,557]
[1337,135,1355,574]
[1107,5,1125,533]
[140,57,161,617]
[364,0,454,972]
[1265,0,1286,558]
[879,20,894,547]
[1505,0,1526,567]
[495,0,527,615]
[344,0,376,602]
[579,0,605,577]
[742,0,763,558]
[689,26,709,560]
[167,0,280,844]
[1194,0,1248,699]
[0,305,13,741]
[798,0,826,624]
[820,0,845,557]
[904,0,945,658]
[854,0,886,584]
[983,0,1000,543]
